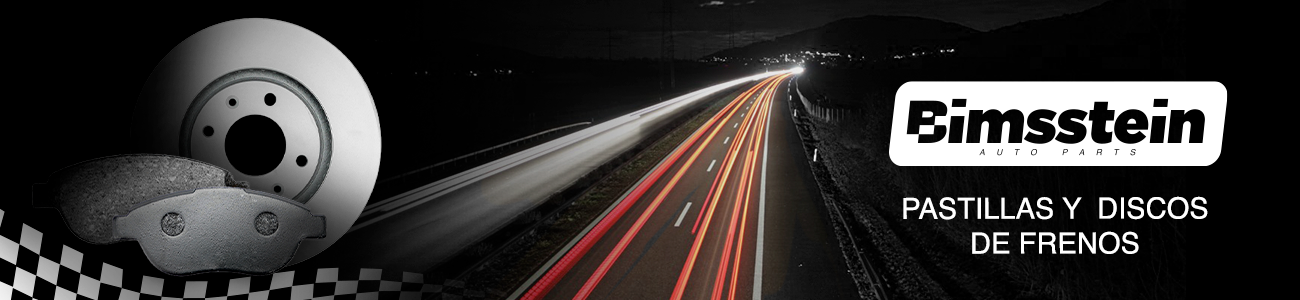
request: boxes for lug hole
[273,185,282,193]
[264,93,276,106]
[227,98,238,107]
[296,155,308,167]
[202,126,214,137]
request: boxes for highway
[306,70,796,272]
[515,73,859,300]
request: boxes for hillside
[707,15,980,59]
[708,0,1185,76]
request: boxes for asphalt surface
[306,71,788,272]
[518,73,859,300]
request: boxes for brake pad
[114,187,325,275]
[33,154,247,244]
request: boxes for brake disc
[131,18,381,264]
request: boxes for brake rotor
[131,18,380,264]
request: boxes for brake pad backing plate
[114,187,324,275]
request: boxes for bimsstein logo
[889,82,1226,166]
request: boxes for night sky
[422,0,1110,59]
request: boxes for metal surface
[181,68,333,203]
[131,18,381,263]
[113,187,325,276]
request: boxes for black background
[5,2,1268,298]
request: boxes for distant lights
[792,67,805,74]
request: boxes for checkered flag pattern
[0,208,445,300]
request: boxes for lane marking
[520,76,772,300]
[734,123,738,128]
[735,79,777,300]
[368,71,789,235]
[707,159,717,172]
[714,140,756,300]
[602,185,700,298]
[676,78,774,300]
[728,88,772,300]
[693,74,781,235]
[573,76,783,300]
[675,202,694,227]
[673,73,791,300]
[724,137,731,145]
[753,78,778,300]
[693,152,730,234]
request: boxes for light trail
[673,80,767,300]
[522,74,778,300]
[516,68,800,300]
[720,75,777,300]
[730,78,777,300]
[572,76,777,300]
[712,101,761,300]
[733,79,769,300]
[672,74,789,300]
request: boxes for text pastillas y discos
[902,196,1207,254]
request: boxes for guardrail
[784,76,890,300]
[376,121,593,186]
[793,77,859,124]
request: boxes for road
[515,73,859,300]
[305,70,794,272]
